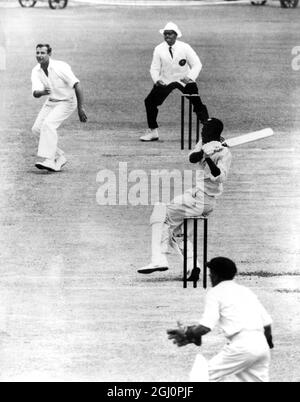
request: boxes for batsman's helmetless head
[207,257,237,285]
[202,118,224,144]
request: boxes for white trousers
[149,189,216,267]
[190,331,271,382]
[166,188,216,232]
[32,97,77,160]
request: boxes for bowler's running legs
[32,97,77,160]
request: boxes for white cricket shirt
[31,59,79,101]
[150,40,202,85]
[199,281,273,338]
[193,146,232,197]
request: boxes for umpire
[140,22,209,142]
[168,257,274,382]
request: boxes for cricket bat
[223,128,274,148]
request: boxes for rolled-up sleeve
[257,298,273,327]
[186,44,202,81]
[57,62,80,88]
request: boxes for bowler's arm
[74,82,87,123]
[264,325,274,349]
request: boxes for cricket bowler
[31,44,87,172]
[138,118,232,281]
[140,22,209,142]
[167,257,274,382]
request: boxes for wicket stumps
[181,94,201,150]
[183,217,208,289]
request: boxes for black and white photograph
[0,0,299,384]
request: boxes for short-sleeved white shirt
[31,59,79,101]
[199,281,273,338]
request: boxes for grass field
[0,1,300,382]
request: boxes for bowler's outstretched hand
[78,106,88,123]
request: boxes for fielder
[31,44,87,172]
[138,118,232,281]
[140,22,209,142]
[167,257,274,382]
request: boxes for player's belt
[227,329,263,341]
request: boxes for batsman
[138,118,232,281]
[167,257,274,382]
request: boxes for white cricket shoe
[35,159,60,172]
[140,129,159,142]
[137,263,169,274]
[56,154,67,170]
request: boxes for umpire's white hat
[159,22,182,38]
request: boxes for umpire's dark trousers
[145,82,209,130]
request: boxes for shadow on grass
[275,289,300,294]
[138,272,300,283]
[138,276,182,283]
[137,275,206,289]
[27,170,68,175]
[239,271,300,278]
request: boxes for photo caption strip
[105,385,197,399]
